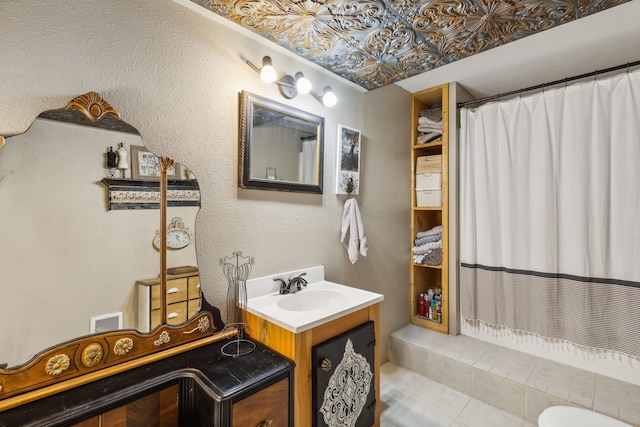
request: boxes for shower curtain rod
[457,59,640,108]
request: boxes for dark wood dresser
[0,338,294,427]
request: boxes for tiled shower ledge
[388,324,640,426]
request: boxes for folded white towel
[419,107,442,122]
[341,198,368,264]
[412,239,442,255]
[417,125,442,133]
[416,225,442,238]
[418,116,442,127]
[416,132,442,145]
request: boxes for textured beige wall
[0,0,410,363]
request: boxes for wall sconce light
[259,56,277,83]
[295,72,312,94]
[312,86,338,108]
[245,56,338,107]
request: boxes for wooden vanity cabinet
[245,304,380,427]
[232,377,289,426]
[0,338,294,427]
[71,384,179,427]
[71,377,288,427]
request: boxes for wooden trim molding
[0,313,237,410]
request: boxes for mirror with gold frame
[239,91,325,194]
[0,92,231,406]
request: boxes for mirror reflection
[240,91,324,193]
[0,103,200,368]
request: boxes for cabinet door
[187,275,201,299]
[312,321,375,427]
[188,299,201,318]
[101,384,179,427]
[71,416,100,427]
[166,278,189,304]
[232,378,289,427]
[166,301,188,325]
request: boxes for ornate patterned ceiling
[189,0,629,90]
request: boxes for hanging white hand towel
[341,198,368,264]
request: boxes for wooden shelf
[410,83,449,334]
[410,315,448,333]
[413,263,442,270]
[101,178,200,210]
[412,141,443,150]
[413,206,442,211]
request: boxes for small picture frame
[130,145,178,180]
[336,125,361,195]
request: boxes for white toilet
[538,406,632,427]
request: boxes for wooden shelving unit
[410,84,449,334]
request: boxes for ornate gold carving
[154,331,171,346]
[113,338,134,356]
[66,91,121,121]
[81,343,104,368]
[193,0,628,90]
[0,313,221,406]
[45,354,70,376]
[184,316,211,335]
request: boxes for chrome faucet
[275,272,308,294]
[274,277,288,294]
[289,272,308,292]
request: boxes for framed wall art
[335,125,361,195]
[130,145,178,180]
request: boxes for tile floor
[380,362,537,427]
[387,325,640,426]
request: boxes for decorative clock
[153,217,192,250]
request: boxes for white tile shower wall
[389,325,640,426]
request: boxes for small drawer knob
[256,420,273,427]
[321,358,332,372]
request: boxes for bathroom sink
[276,289,347,311]
[244,266,384,333]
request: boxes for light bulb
[295,72,312,94]
[260,56,277,84]
[322,86,337,107]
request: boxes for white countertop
[244,266,384,333]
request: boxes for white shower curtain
[460,69,640,358]
[299,139,317,183]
